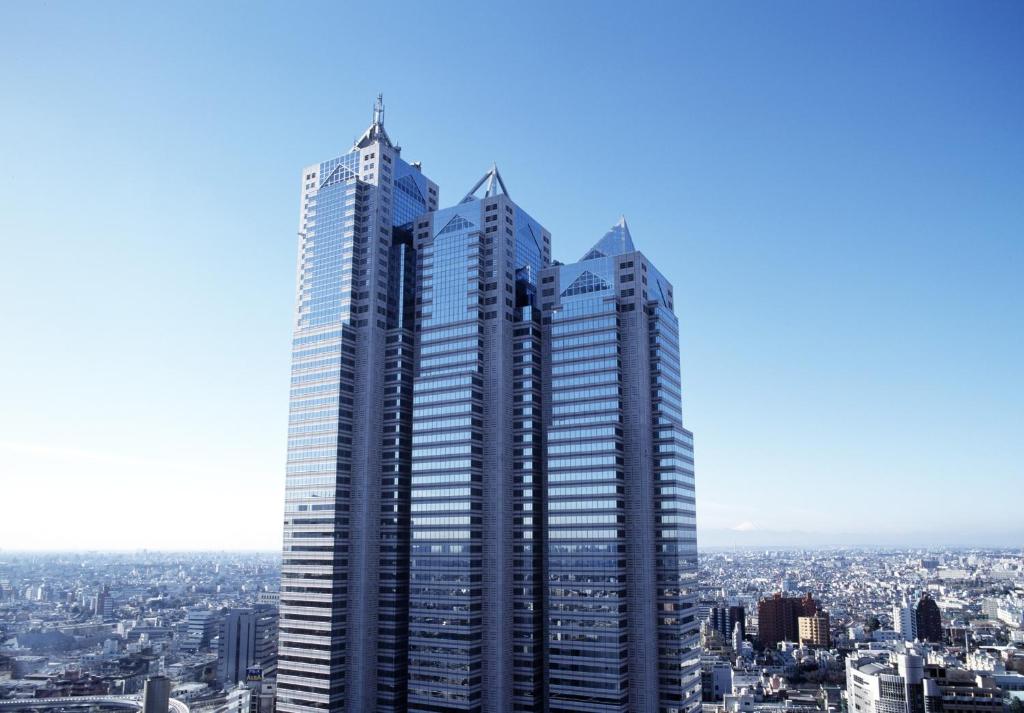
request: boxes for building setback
[278,102,699,713]
[540,221,699,712]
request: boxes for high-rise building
[732,622,743,653]
[406,165,550,712]
[797,612,830,647]
[781,573,798,593]
[218,606,278,686]
[95,585,113,620]
[757,593,819,648]
[539,218,699,712]
[915,594,943,643]
[278,97,438,713]
[709,605,746,641]
[895,597,919,642]
[142,676,171,713]
[278,102,699,713]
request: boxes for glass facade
[408,205,485,710]
[648,263,701,712]
[279,150,361,713]
[545,284,630,711]
[279,110,697,713]
[407,190,551,713]
[279,108,438,713]
[540,225,700,713]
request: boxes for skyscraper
[406,165,550,712]
[540,221,700,712]
[279,102,699,713]
[279,97,438,713]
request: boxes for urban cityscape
[2,549,1024,713]
[2,3,1022,713]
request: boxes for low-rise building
[846,650,1003,713]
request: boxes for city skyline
[2,1,1023,552]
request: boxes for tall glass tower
[279,97,438,713]
[539,218,700,713]
[279,106,699,713]
[406,167,550,712]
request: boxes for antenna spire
[354,94,393,149]
[461,164,510,203]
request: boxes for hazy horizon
[1,529,1022,554]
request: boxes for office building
[732,622,743,653]
[710,605,746,642]
[848,651,929,713]
[95,585,113,620]
[186,609,220,652]
[278,97,438,713]
[757,593,819,648]
[539,218,699,712]
[701,659,733,702]
[406,165,550,712]
[846,651,1002,713]
[142,675,171,713]
[218,606,278,686]
[278,102,699,713]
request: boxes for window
[560,270,611,297]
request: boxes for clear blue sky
[1,1,1021,550]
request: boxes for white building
[893,599,918,642]
[847,651,928,713]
